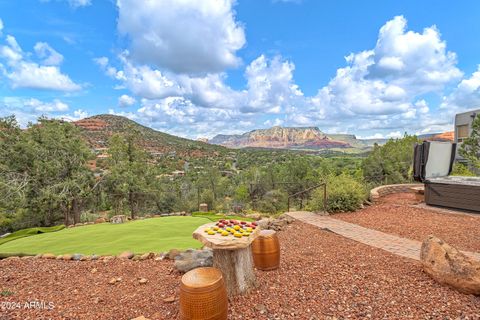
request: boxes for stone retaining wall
[370,183,423,203]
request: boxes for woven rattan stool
[252,229,280,270]
[179,267,228,320]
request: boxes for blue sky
[1,0,480,139]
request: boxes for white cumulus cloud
[34,42,64,65]
[116,0,245,74]
[0,35,80,91]
[118,94,136,108]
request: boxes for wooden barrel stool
[179,267,228,320]
[252,230,280,270]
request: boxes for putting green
[0,216,219,255]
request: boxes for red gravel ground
[1,220,479,319]
[335,192,480,252]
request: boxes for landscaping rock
[91,254,99,261]
[140,252,154,260]
[102,256,115,262]
[0,232,11,238]
[95,217,106,224]
[420,235,480,295]
[62,254,72,261]
[42,253,56,259]
[34,254,42,259]
[132,255,141,261]
[110,215,127,224]
[72,254,83,261]
[246,213,262,220]
[56,255,63,260]
[257,215,295,231]
[138,278,148,284]
[154,253,166,261]
[163,296,175,303]
[167,249,181,260]
[118,251,134,259]
[74,223,84,227]
[257,218,272,229]
[174,248,213,273]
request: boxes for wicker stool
[179,267,228,320]
[252,230,280,270]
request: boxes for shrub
[256,189,288,214]
[308,174,367,213]
[451,162,476,176]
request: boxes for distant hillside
[209,126,389,151]
[74,114,226,157]
[426,131,454,142]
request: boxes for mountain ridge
[73,114,226,157]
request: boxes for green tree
[459,114,480,169]
[0,116,94,229]
[362,134,419,185]
[105,129,154,218]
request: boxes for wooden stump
[213,247,257,296]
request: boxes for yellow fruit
[213,226,219,231]
[243,232,250,237]
[221,231,229,236]
[246,227,253,232]
[238,228,244,233]
[204,229,210,233]
[233,225,240,231]
[234,232,242,238]
[207,230,215,235]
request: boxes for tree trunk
[63,203,70,226]
[213,247,257,296]
[72,198,80,224]
[128,191,135,219]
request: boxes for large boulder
[110,215,127,224]
[420,235,480,295]
[174,248,213,273]
[95,217,106,224]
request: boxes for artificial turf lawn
[0,216,235,255]
[0,225,65,246]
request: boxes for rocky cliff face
[210,126,351,149]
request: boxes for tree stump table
[193,222,261,296]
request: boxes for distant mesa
[209,126,382,151]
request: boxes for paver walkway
[287,211,480,261]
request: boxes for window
[457,124,469,139]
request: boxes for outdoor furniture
[192,222,261,296]
[252,230,280,270]
[179,267,228,320]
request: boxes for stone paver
[287,211,480,261]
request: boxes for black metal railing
[286,182,327,213]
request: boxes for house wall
[454,108,480,161]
